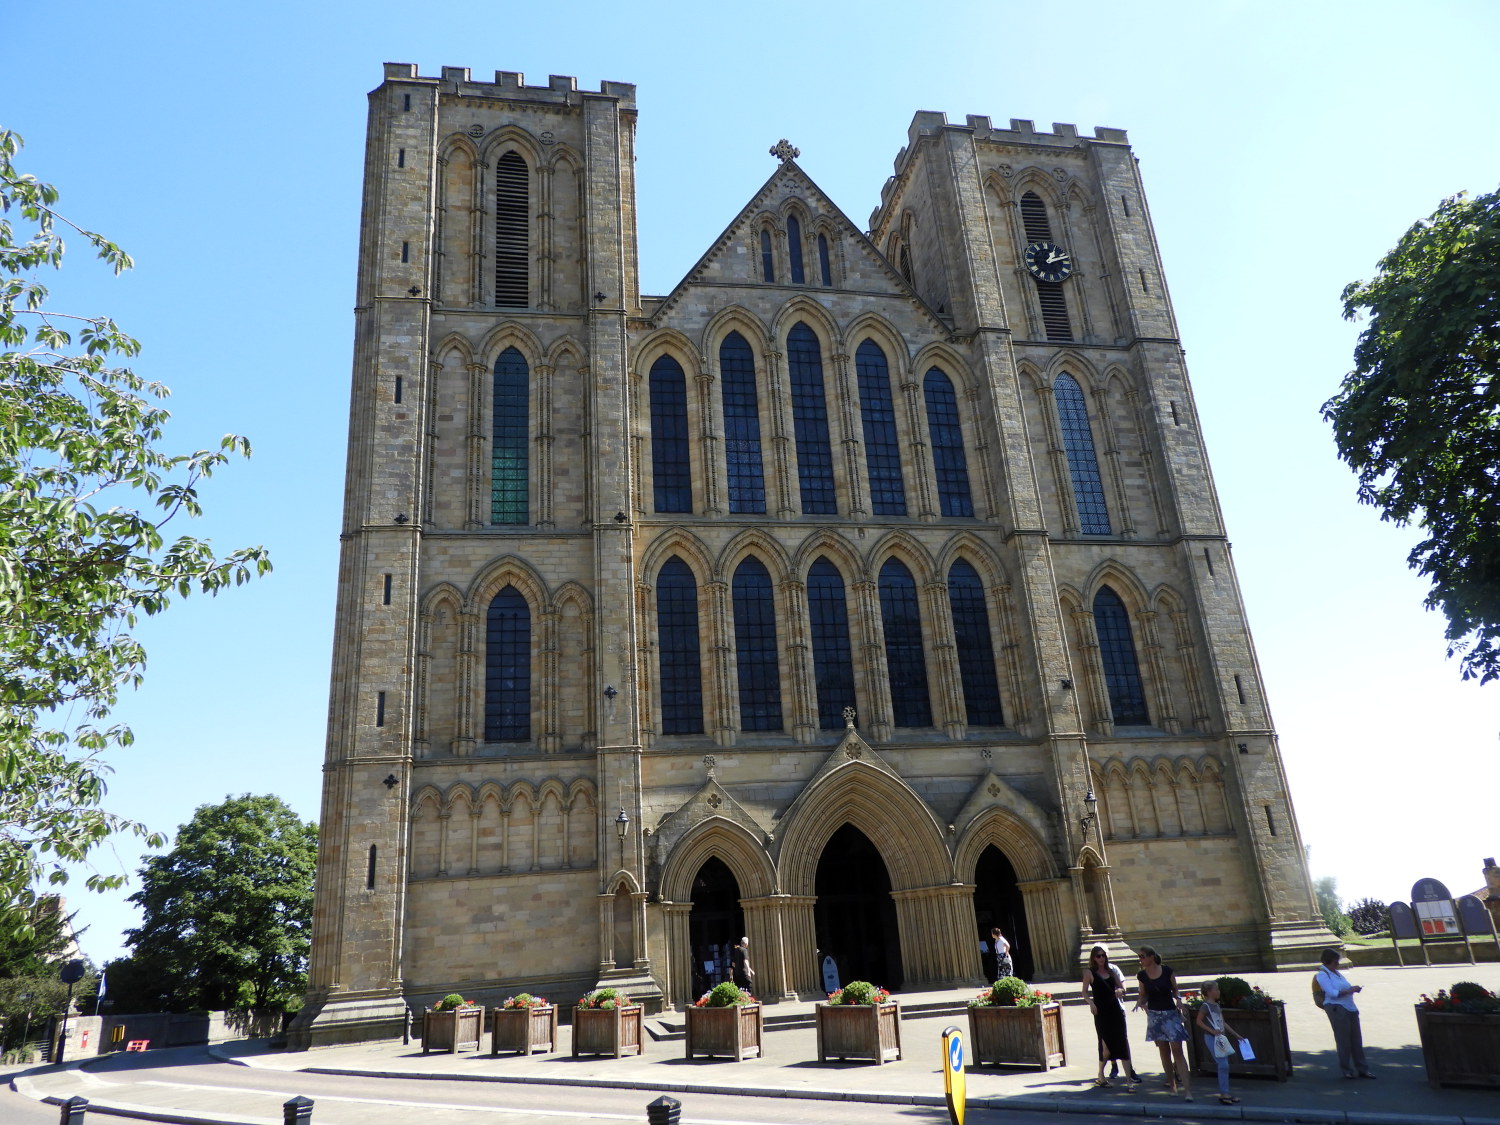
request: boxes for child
[1194,980,1244,1105]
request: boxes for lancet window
[491,347,529,524]
[1054,372,1110,535]
[807,557,856,730]
[657,558,704,735]
[856,340,906,516]
[1093,585,1148,725]
[948,560,1003,726]
[732,557,782,731]
[649,355,691,513]
[924,367,973,517]
[787,323,836,514]
[720,332,766,514]
[879,558,931,728]
[484,585,531,742]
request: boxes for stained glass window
[807,557,856,730]
[732,557,782,731]
[879,558,931,727]
[1093,586,1148,725]
[658,558,704,734]
[787,323,836,514]
[787,215,805,285]
[856,340,906,515]
[948,560,1003,726]
[484,585,531,742]
[649,355,691,513]
[1054,373,1110,534]
[924,367,973,517]
[720,332,766,514]
[491,347,528,524]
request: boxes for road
[5,1047,1197,1125]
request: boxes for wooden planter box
[815,1001,902,1064]
[1416,1007,1500,1088]
[491,1004,559,1056]
[422,1007,482,1054]
[967,1002,1066,1070]
[1187,1005,1292,1082]
[684,1002,763,1061]
[572,1004,644,1058]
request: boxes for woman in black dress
[1082,944,1138,1088]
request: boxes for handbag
[1212,1033,1235,1058]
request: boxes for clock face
[1024,241,1074,283]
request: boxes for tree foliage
[1315,876,1352,937]
[1324,187,1500,682]
[1347,896,1391,936]
[0,130,271,935]
[124,795,316,1011]
[0,899,96,1052]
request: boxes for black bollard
[645,1095,681,1125]
[59,1096,89,1125]
[402,1007,412,1046]
[283,1095,315,1125]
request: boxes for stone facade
[288,64,1328,1049]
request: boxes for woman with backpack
[1082,944,1140,1088]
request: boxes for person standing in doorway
[1082,944,1139,1088]
[1135,945,1192,1101]
[1317,948,1374,1079]
[731,936,755,992]
[990,927,1013,979]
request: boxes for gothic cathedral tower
[290,65,1326,1048]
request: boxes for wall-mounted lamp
[1079,788,1099,834]
[615,808,630,841]
[603,684,618,700]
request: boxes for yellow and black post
[941,1024,965,1125]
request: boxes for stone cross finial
[842,706,856,729]
[769,139,800,162]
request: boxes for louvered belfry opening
[1020,191,1073,342]
[494,151,529,307]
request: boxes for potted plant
[1185,977,1291,1081]
[815,980,902,1064]
[422,994,483,1054]
[966,976,1065,1070]
[1415,981,1500,1088]
[684,981,763,1061]
[572,988,644,1058]
[491,992,558,1056]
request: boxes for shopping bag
[1238,1038,1256,1061]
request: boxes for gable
[649,159,945,330]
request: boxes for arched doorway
[814,824,903,990]
[688,857,743,999]
[973,844,1033,981]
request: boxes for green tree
[1323,187,1500,682]
[0,129,271,937]
[125,795,316,1011]
[1315,875,1352,937]
[1347,896,1391,936]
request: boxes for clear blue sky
[9,0,1499,964]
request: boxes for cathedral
[290,63,1327,1048]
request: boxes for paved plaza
[13,963,1500,1124]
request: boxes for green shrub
[1215,976,1253,1007]
[704,982,753,1007]
[435,993,468,1011]
[840,981,877,1005]
[1451,981,1492,1004]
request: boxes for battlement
[378,62,636,107]
[871,110,1129,225]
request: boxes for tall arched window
[1019,191,1072,341]
[879,558,931,728]
[657,558,704,735]
[787,215,805,285]
[494,151,529,307]
[807,558,855,730]
[787,323,836,514]
[817,233,833,287]
[649,355,691,513]
[1093,586,1148,725]
[924,367,974,517]
[948,560,1003,726]
[856,340,906,516]
[732,557,782,731]
[1053,372,1111,534]
[484,585,531,742]
[720,332,766,514]
[760,228,775,283]
[491,347,529,524]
